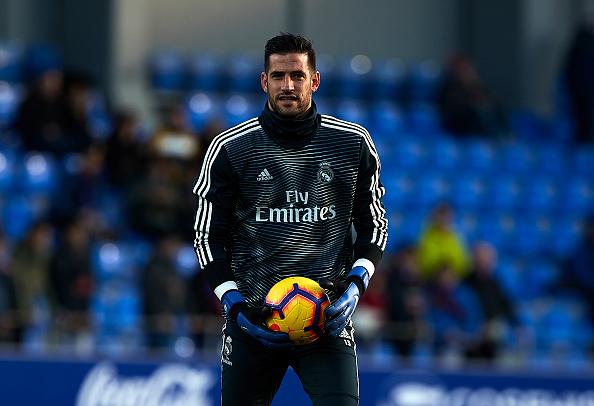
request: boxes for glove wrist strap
[349,261,372,294]
[221,289,244,319]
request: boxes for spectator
[353,268,388,349]
[0,232,18,344]
[10,221,54,344]
[436,54,507,137]
[126,159,190,239]
[148,103,201,166]
[126,103,200,240]
[53,143,110,228]
[49,218,93,346]
[463,241,518,361]
[141,236,186,351]
[385,246,428,359]
[60,72,94,152]
[563,20,594,143]
[105,110,147,190]
[417,203,470,280]
[13,67,67,154]
[426,265,484,359]
[185,271,220,351]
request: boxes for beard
[268,91,312,119]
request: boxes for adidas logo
[257,168,273,181]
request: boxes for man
[193,33,387,405]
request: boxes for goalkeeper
[192,33,388,405]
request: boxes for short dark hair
[264,33,316,72]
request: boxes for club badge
[317,162,334,184]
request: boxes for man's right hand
[221,290,292,349]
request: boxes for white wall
[303,0,461,61]
[146,0,286,53]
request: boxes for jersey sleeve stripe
[193,118,260,196]
[321,116,388,250]
[193,118,260,267]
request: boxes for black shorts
[220,321,359,406]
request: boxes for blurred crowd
[0,23,593,366]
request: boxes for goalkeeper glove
[319,263,371,337]
[221,289,291,349]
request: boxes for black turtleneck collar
[259,100,321,148]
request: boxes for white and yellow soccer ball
[264,276,330,345]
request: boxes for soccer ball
[264,276,330,345]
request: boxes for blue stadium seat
[368,101,405,140]
[388,208,428,246]
[335,100,369,128]
[474,211,515,252]
[314,97,334,117]
[186,92,220,131]
[494,256,524,301]
[406,103,440,136]
[149,49,185,91]
[0,41,25,82]
[92,282,141,347]
[523,259,560,299]
[175,244,200,278]
[570,146,594,177]
[17,152,58,197]
[223,94,261,127]
[392,138,426,170]
[449,174,485,210]
[0,82,21,127]
[460,138,496,173]
[425,137,461,172]
[456,211,478,244]
[497,142,534,173]
[226,52,260,94]
[407,60,441,103]
[91,242,137,283]
[410,172,449,207]
[548,216,584,258]
[518,176,558,212]
[508,214,550,256]
[0,150,15,193]
[314,54,337,98]
[536,301,576,352]
[187,52,224,92]
[370,57,407,101]
[510,110,550,141]
[557,176,594,215]
[483,175,521,211]
[532,143,566,175]
[336,55,373,99]
[1,195,34,240]
[382,173,413,209]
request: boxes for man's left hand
[319,278,361,337]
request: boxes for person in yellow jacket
[417,203,470,280]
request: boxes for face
[261,53,320,118]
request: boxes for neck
[259,100,320,141]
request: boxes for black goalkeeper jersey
[193,107,388,307]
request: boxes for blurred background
[1,0,594,404]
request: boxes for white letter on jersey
[256,207,268,222]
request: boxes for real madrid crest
[317,162,334,184]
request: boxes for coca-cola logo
[76,362,216,406]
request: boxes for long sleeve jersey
[193,108,388,307]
